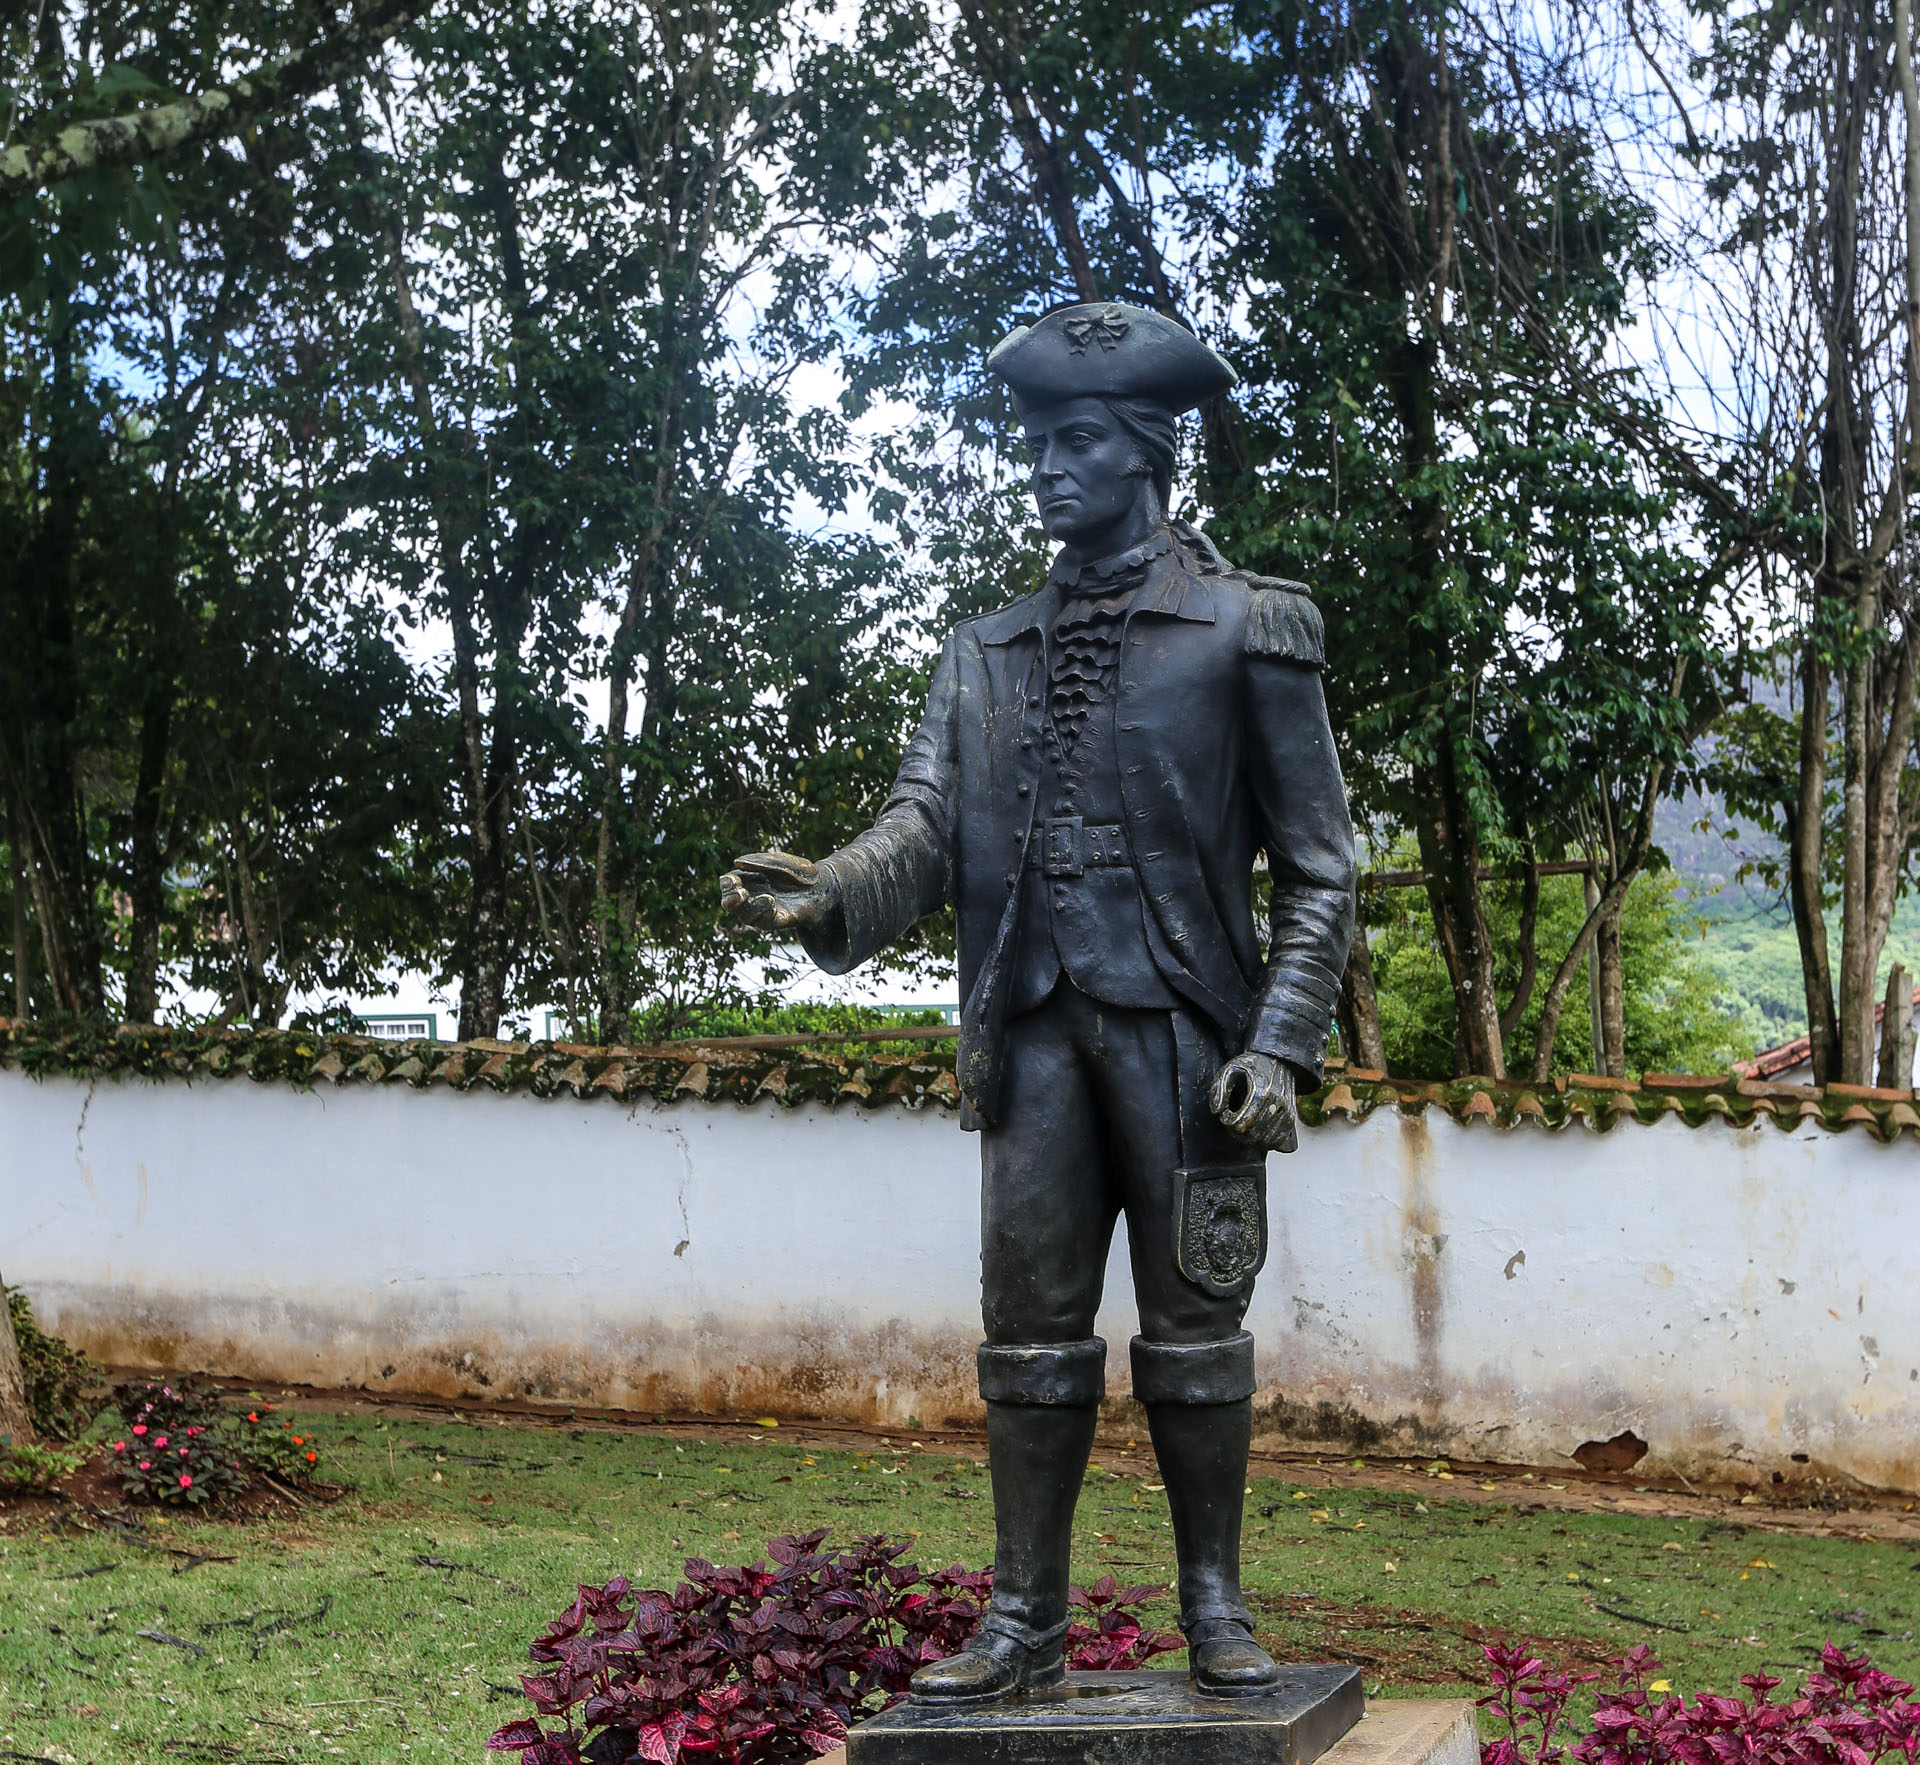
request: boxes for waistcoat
[1007,607,1181,1018]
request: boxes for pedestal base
[846,1664,1364,1765]
[1324,1701,1479,1765]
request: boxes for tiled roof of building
[1,1022,1917,1139]
[1736,984,1920,1082]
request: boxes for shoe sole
[1191,1674,1285,1699]
[909,1662,1066,1707]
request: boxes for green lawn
[2,1412,1918,1764]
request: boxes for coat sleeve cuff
[797,865,854,975]
[1241,1002,1334,1088]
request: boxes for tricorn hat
[987,300,1237,417]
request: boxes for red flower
[305,1451,318,1464]
[246,1412,258,1423]
[179,1474,192,1488]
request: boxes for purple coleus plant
[487,1532,1180,1765]
[1480,1640,1920,1765]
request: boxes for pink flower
[178,1447,188,1457]
[112,1441,125,1453]
[179,1474,192,1488]
[153,1435,168,1448]
[138,1461,151,1470]
[132,1424,147,1436]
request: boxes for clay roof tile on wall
[1,1022,1916,1139]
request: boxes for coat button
[1018,784,1030,797]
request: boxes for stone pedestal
[1325,1701,1480,1765]
[846,1665,1367,1765]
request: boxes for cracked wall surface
[3,1065,1918,1490]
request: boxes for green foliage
[1368,870,1757,1080]
[0,0,1791,1073]
[0,1439,85,1491]
[0,0,920,1040]
[4,1288,101,1441]
[230,1406,324,1486]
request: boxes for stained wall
[2,1065,1914,1490]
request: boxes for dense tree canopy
[0,0,1914,1079]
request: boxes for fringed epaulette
[1242,575,1325,666]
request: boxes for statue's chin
[1038,509,1113,551]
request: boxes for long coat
[802,537,1356,1125]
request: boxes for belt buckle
[1043,815,1083,877]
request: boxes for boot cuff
[977,1339,1107,1406]
[1130,1332,1256,1404]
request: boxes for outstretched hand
[1209,1051,1299,1154]
[719,851,836,938]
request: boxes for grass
[3,1411,1919,1764]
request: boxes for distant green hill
[1654,792,1920,1054]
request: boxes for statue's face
[1022,397,1150,549]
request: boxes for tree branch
[0,0,428,200]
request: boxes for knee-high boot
[1132,1332,1280,1696]
[908,1340,1104,1705]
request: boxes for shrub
[6,1289,102,1440]
[486,1533,1180,1765]
[233,1407,324,1482]
[110,1417,248,1507]
[0,1440,87,1491]
[113,1376,227,1435]
[1479,1641,1920,1765]
[107,1380,324,1507]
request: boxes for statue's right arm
[798,632,962,975]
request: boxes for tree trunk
[1497,853,1541,1050]
[379,194,508,1041]
[1414,755,1503,1079]
[956,0,1099,301]
[0,1278,33,1448]
[10,317,105,1017]
[1788,640,1839,1085]
[7,795,28,1018]
[1336,924,1387,1073]
[1582,871,1606,1073]
[459,665,518,1041]
[1597,889,1627,1078]
[123,684,175,1024]
[1877,962,1914,1090]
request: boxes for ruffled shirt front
[1042,529,1171,803]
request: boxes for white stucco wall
[2,1065,1916,1489]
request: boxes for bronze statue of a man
[721,303,1355,1704]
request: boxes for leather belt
[1028,816,1131,877]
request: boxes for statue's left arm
[1238,590,1357,1087]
